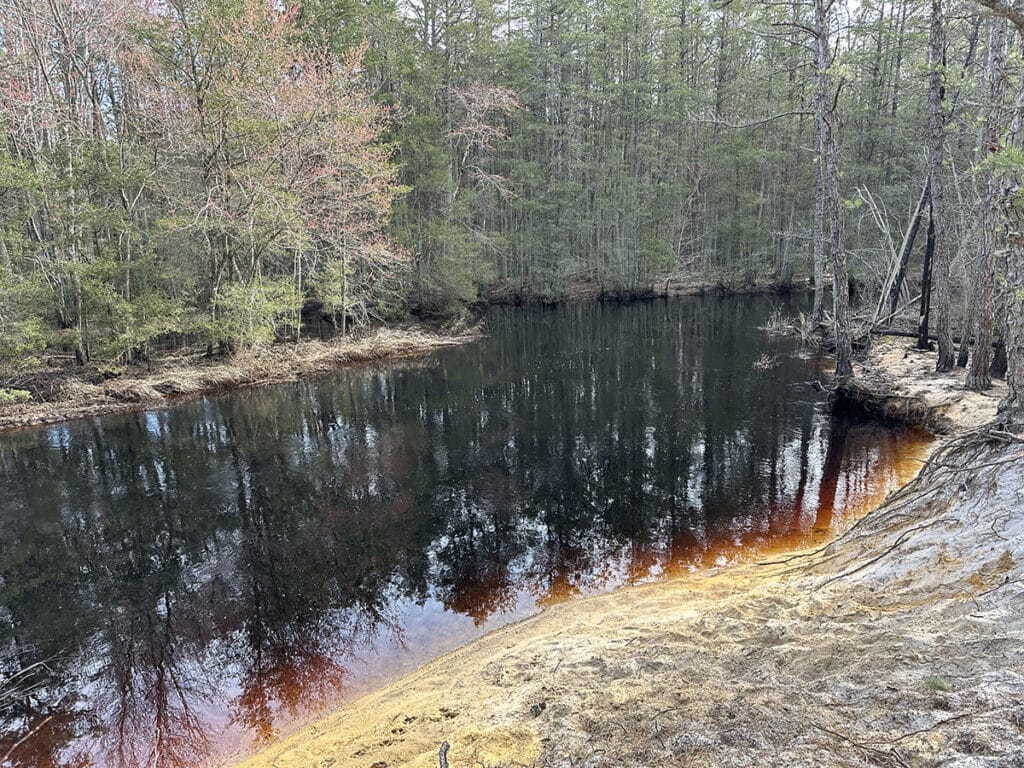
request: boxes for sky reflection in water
[0,296,929,767]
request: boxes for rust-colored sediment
[231,433,935,768]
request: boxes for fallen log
[869,328,999,349]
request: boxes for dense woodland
[2,3,1024,765]
[0,0,1023,418]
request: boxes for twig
[978,576,1022,597]
[2,714,54,763]
[810,722,909,767]
[691,110,813,128]
[756,539,836,566]
[887,709,993,744]
[815,518,956,590]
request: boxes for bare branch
[971,0,1024,34]
[692,110,813,129]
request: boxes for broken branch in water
[2,715,55,764]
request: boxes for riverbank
[2,286,806,436]
[0,285,806,433]
[483,274,812,304]
[833,336,1008,434]
[0,326,478,433]
[233,338,1023,768]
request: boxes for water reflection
[0,297,928,767]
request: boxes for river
[0,296,929,767]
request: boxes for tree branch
[971,0,1024,34]
[692,110,813,129]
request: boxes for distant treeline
[0,0,1022,416]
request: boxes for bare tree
[814,0,853,380]
[962,0,1024,422]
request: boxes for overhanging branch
[972,0,1024,34]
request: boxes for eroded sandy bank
[235,338,1024,768]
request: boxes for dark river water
[0,297,929,768]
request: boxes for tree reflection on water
[0,297,928,767]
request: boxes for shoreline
[226,441,931,768]
[0,284,805,435]
[231,337,1021,768]
[834,336,1008,434]
[482,275,813,305]
[0,326,479,434]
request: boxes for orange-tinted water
[0,298,933,768]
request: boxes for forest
[0,0,1021,422]
[3,1,1024,767]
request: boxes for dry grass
[0,327,479,432]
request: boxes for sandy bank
[236,338,1023,768]
[836,337,1008,434]
[0,327,478,434]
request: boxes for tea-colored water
[0,297,929,767]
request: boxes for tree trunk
[960,0,1024,426]
[814,0,852,381]
[927,0,955,371]
[957,320,971,367]
[966,15,1006,391]
[811,0,828,326]
[826,119,852,381]
[887,180,929,323]
[1001,192,1024,422]
[917,207,935,350]
[991,335,1008,379]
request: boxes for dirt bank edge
[833,336,1008,435]
[0,326,480,434]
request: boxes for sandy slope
[855,338,1008,433]
[237,340,1024,768]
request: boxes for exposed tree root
[830,376,952,433]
